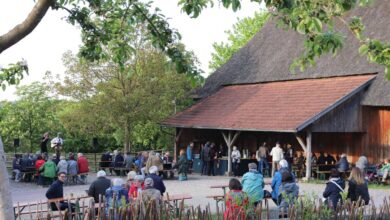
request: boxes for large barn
[162,1,390,178]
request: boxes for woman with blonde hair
[347,167,370,205]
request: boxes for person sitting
[113,150,124,175]
[52,154,60,165]
[124,152,134,171]
[35,155,46,185]
[224,178,249,220]
[336,154,349,172]
[380,159,390,183]
[145,151,163,175]
[311,153,318,166]
[323,168,345,210]
[347,167,370,205]
[56,156,68,175]
[88,170,111,203]
[105,178,129,209]
[146,166,166,195]
[46,172,74,211]
[67,155,78,184]
[356,156,368,172]
[278,172,299,216]
[271,160,295,205]
[12,154,22,182]
[77,153,89,183]
[128,175,145,200]
[325,153,336,165]
[126,171,137,189]
[173,149,188,181]
[20,153,35,182]
[139,178,161,208]
[100,152,112,171]
[39,157,57,186]
[242,163,264,206]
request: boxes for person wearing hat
[88,170,111,203]
[129,175,145,200]
[241,163,265,206]
[271,159,295,205]
[146,166,166,195]
[139,178,161,206]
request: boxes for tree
[0,82,60,152]
[209,12,269,72]
[179,0,390,78]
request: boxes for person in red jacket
[35,155,46,185]
[77,153,89,183]
[128,175,145,201]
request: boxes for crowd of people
[12,152,89,185]
[224,160,372,219]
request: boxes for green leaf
[312,18,322,33]
[359,44,369,55]
[297,21,306,34]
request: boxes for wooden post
[305,131,312,179]
[174,128,183,162]
[221,131,241,176]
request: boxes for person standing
[256,142,269,175]
[285,144,294,171]
[40,132,49,155]
[173,149,189,181]
[209,143,217,176]
[186,142,194,173]
[231,146,241,177]
[46,172,74,211]
[50,133,63,159]
[269,142,284,177]
[88,170,111,203]
[201,142,211,176]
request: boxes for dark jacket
[88,177,112,203]
[147,173,166,195]
[173,155,188,174]
[46,180,64,199]
[201,145,211,162]
[323,177,345,209]
[347,180,370,205]
[336,157,349,172]
[114,154,124,167]
[12,157,21,170]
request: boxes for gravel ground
[11,173,390,212]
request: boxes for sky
[0,0,263,100]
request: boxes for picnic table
[163,194,192,217]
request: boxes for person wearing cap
[242,162,265,206]
[105,178,129,208]
[139,178,162,207]
[271,159,295,205]
[129,175,145,200]
[88,170,111,203]
[146,166,166,195]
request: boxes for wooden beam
[295,134,307,152]
[221,130,241,176]
[231,131,241,146]
[305,131,312,179]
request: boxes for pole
[305,131,312,179]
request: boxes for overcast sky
[0,0,263,100]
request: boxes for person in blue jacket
[242,162,264,206]
[271,159,295,205]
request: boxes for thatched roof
[198,0,390,106]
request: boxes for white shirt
[231,150,241,163]
[269,146,284,161]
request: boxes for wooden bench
[206,194,225,209]
[163,194,192,217]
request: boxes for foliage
[0,82,60,152]
[209,11,269,72]
[179,0,390,79]
[0,60,28,90]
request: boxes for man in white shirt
[269,142,284,177]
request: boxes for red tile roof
[162,75,375,132]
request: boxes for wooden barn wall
[312,133,364,163]
[362,106,390,162]
[310,90,365,132]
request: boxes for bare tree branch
[0,0,53,53]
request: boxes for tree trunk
[0,136,13,219]
[123,122,131,153]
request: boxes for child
[224,178,249,220]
